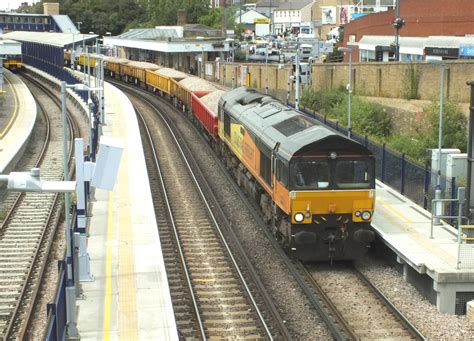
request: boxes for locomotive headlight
[294,212,305,223]
[361,211,372,221]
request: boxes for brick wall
[216,61,474,103]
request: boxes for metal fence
[44,260,67,341]
[298,105,458,213]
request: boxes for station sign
[254,18,270,24]
[425,46,458,58]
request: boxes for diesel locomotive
[218,88,375,261]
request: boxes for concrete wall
[213,60,474,103]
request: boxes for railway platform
[373,180,474,315]
[75,79,178,338]
[0,70,36,174]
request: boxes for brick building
[341,0,474,62]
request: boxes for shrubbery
[300,87,467,163]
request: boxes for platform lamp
[265,45,269,94]
[338,47,353,137]
[75,21,83,62]
[427,59,446,225]
[68,28,76,71]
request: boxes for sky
[0,1,37,11]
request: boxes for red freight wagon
[191,91,221,140]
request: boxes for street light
[68,28,76,71]
[338,47,353,137]
[427,59,446,225]
[265,45,269,94]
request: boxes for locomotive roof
[220,87,371,162]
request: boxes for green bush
[234,49,246,61]
[387,134,429,162]
[301,85,346,114]
[330,97,391,138]
[424,101,467,152]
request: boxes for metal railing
[430,187,474,269]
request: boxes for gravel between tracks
[357,258,474,339]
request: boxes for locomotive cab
[287,150,376,261]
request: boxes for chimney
[177,9,187,26]
[43,2,60,15]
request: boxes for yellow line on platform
[0,75,19,139]
[118,147,138,340]
[378,197,414,224]
[103,191,114,340]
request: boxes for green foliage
[301,87,392,139]
[233,49,247,62]
[401,64,420,100]
[300,85,346,114]
[330,96,392,138]
[424,101,467,152]
[198,5,238,30]
[387,135,429,161]
[27,0,211,35]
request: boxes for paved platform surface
[76,79,178,340]
[0,70,36,173]
[373,180,474,314]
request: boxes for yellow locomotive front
[286,154,375,261]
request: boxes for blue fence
[45,261,67,341]
[298,106,458,212]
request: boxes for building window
[349,34,356,43]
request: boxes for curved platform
[0,70,37,173]
[76,79,178,339]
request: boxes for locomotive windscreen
[290,157,374,190]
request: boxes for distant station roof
[105,24,231,54]
[117,24,223,40]
[1,31,98,48]
[51,15,78,33]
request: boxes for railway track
[303,263,426,340]
[0,73,77,340]
[122,85,290,340]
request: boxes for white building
[235,9,270,38]
[272,0,314,36]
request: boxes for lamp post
[338,47,353,137]
[427,59,446,225]
[265,44,269,94]
[201,46,205,79]
[68,28,76,71]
